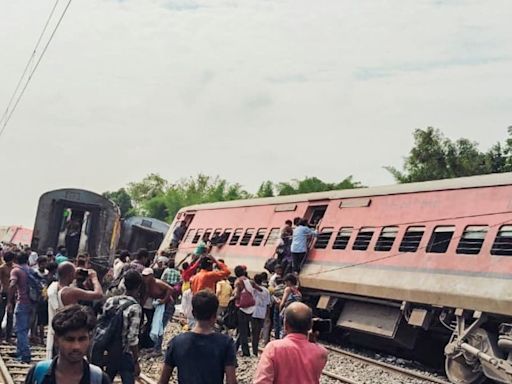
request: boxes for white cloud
[0,0,511,226]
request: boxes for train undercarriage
[304,289,512,383]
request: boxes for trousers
[236,310,253,356]
[154,302,175,352]
[106,352,135,384]
[15,303,32,362]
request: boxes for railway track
[0,344,156,384]
[320,343,451,384]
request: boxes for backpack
[16,266,45,304]
[33,359,103,384]
[264,257,278,273]
[90,298,136,369]
[238,278,255,309]
[221,299,238,329]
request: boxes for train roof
[179,172,512,212]
[38,188,119,213]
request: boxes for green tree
[102,188,135,218]
[276,176,363,196]
[143,175,252,222]
[256,181,275,197]
[127,173,168,212]
[384,127,509,183]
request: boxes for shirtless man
[46,262,104,358]
[0,251,14,343]
[142,268,175,355]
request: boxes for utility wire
[301,216,512,278]
[0,0,61,127]
[0,0,73,140]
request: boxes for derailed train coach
[118,216,170,254]
[160,173,512,384]
[31,189,121,262]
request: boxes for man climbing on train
[290,218,317,274]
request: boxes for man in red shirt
[190,255,230,294]
[253,302,328,384]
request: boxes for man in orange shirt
[191,255,230,294]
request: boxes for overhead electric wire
[0,0,73,140]
[0,0,61,128]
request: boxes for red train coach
[160,173,512,384]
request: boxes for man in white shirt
[26,247,39,268]
[252,273,271,356]
[269,265,284,289]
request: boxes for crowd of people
[0,216,327,384]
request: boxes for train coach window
[265,228,281,246]
[333,227,353,250]
[229,228,243,245]
[192,229,203,244]
[399,226,425,252]
[491,225,512,256]
[352,227,375,251]
[252,228,267,246]
[183,229,195,243]
[240,229,255,246]
[375,227,398,252]
[314,228,333,249]
[457,226,488,255]
[223,229,232,239]
[426,226,455,253]
[203,228,213,242]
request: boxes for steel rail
[0,344,157,384]
[321,368,362,384]
[322,344,451,384]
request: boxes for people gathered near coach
[0,215,328,384]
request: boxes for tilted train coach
[31,189,169,269]
[160,173,512,384]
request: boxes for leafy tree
[127,173,168,212]
[256,181,275,197]
[276,176,363,196]
[143,175,252,222]
[109,174,363,223]
[385,127,511,183]
[102,188,135,218]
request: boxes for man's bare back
[0,264,12,293]
[147,279,173,304]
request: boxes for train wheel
[445,353,486,384]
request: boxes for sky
[0,0,511,227]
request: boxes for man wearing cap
[142,268,175,355]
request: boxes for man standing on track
[190,255,230,293]
[7,252,33,363]
[158,290,237,384]
[46,262,103,359]
[25,304,111,384]
[0,251,14,344]
[103,270,143,384]
[253,302,327,384]
[142,268,175,356]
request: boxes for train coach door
[181,212,195,227]
[51,201,100,258]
